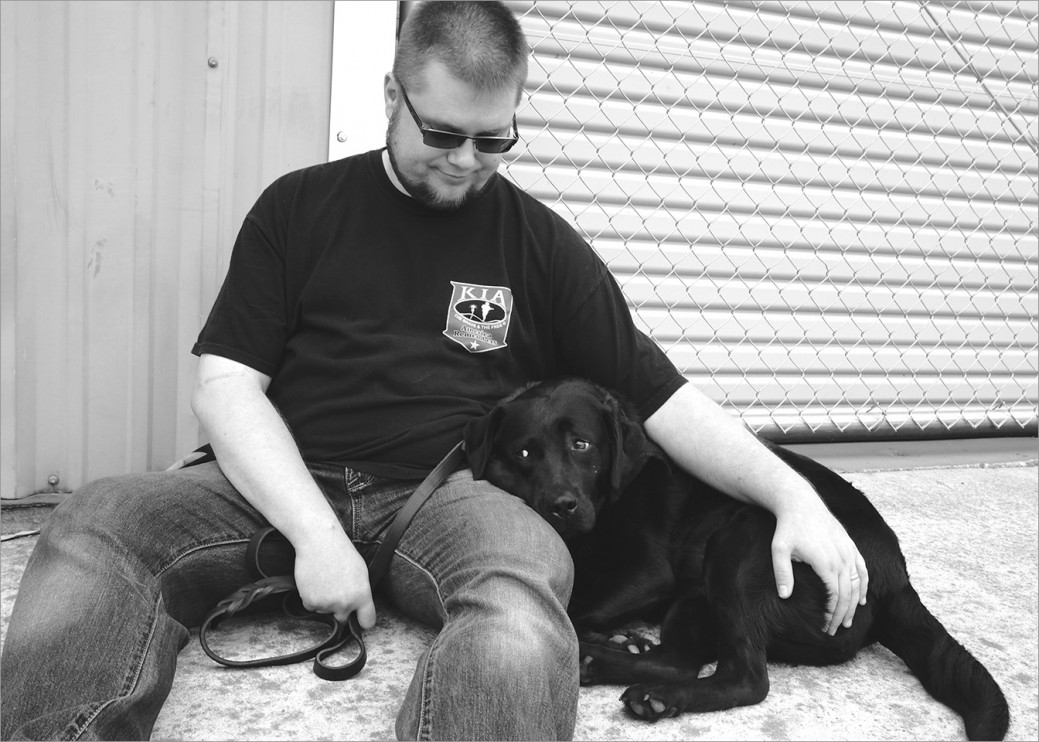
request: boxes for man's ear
[463,406,503,480]
[383,73,398,119]
[602,393,653,495]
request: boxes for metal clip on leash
[199,441,466,681]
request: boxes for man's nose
[447,138,478,168]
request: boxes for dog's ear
[602,392,655,495]
[463,406,504,479]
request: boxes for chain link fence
[502,0,1039,441]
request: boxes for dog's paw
[578,642,615,684]
[580,628,657,653]
[607,630,657,654]
[578,634,659,686]
[578,641,630,685]
[621,684,679,722]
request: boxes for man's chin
[412,178,488,211]
[426,187,474,211]
[386,140,493,210]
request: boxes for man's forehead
[408,62,518,133]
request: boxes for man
[0,3,866,740]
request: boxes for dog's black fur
[464,378,1009,741]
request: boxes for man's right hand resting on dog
[645,382,868,635]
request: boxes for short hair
[393,1,530,98]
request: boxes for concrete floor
[2,438,1037,740]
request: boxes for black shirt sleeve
[555,261,686,419]
[192,184,290,377]
[538,210,686,418]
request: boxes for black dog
[464,378,1009,741]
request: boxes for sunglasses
[397,82,519,154]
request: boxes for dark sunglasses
[398,82,519,154]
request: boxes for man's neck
[382,149,410,197]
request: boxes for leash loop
[198,441,466,680]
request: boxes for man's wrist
[768,473,825,520]
[284,514,354,554]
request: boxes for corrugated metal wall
[1,0,334,498]
[4,0,1036,497]
[503,0,1038,441]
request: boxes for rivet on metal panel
[207,57,219,69]
[336,132,348,143]
[47,474,60,487]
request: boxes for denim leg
[358,470,579,741]
[0,463,276,741]
[2,462,577,741]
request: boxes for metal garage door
[502,1,1038,441]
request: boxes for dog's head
[464,378,664,537]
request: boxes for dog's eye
[516,449,530,459]
[573,439,590,451]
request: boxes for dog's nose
[550,495,579,519]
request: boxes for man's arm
[644,382,868,635]
[190,353,376,628]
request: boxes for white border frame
[328,1,399,161]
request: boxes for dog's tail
[875,583,1009,740]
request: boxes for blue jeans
[0,462,579,740]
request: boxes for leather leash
[199,441,466,680]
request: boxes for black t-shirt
[193,149,685,478]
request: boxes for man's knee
[458,540,578,671]
[472,610,578,677]
[40,470,209,574]
[47,466,229,542]
[528,524,576,605]
[488,499,576,604]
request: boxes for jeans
[0,461,579,740]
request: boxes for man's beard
[385,109,494,211]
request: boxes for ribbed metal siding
[503,0,1038,441]
[1,0,335,498]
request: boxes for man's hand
[771,499,868,635]
[292,526,377,629]
[192,354,378,629]
[643,382,869,635]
